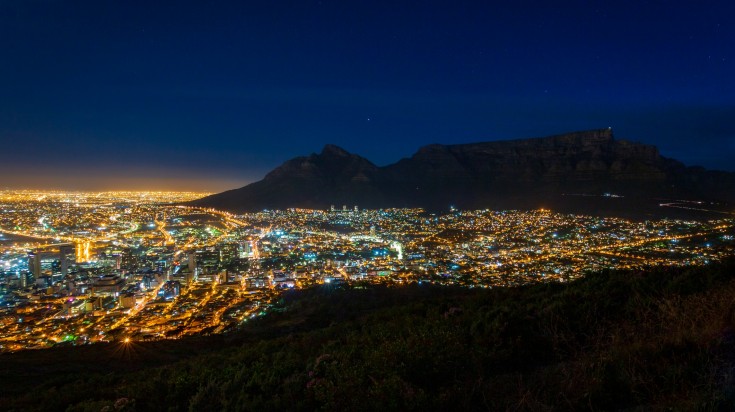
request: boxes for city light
[0,191,733,352]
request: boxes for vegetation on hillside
[2,259,735,411]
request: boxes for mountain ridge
[190,129,735,217]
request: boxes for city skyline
[1,1,734,190]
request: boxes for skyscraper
[27,251,41,279]
[59,245,73,277]
[187,251,197,284]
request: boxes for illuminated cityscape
[3,0,735,408]
[0,191,733,352]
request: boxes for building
[27,252,41,279]
[119,293,137,309]
[244,276,269,289]
[59,245,74,276]
[159,280,181,300]
[91,274,126,297]
[272,272,296,288]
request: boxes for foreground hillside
[2,259,735,411]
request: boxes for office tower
[59,245,73,276]
[28,251,41,279]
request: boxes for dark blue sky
[1,0,733,190]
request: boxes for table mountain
[190,129,735,217]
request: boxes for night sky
[1,1,733,191]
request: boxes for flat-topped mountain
[190,129,735,217]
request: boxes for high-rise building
[27,252,41,279]
[188,251,197,273]
[186,251,197,284]
[59,245,73,277]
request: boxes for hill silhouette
[191,129,735,218]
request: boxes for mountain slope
[191,129,735,215]
[196,144,384,211]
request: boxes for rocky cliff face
[377,128,682,209]
[190,129,735,217]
